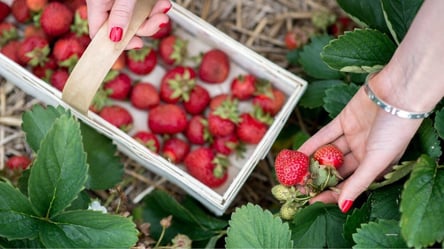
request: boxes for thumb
[108,0,137,42]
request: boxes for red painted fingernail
[163,5,171,13]
[158,22,168,29]
[109,27,123,42]
[340,200,353,213]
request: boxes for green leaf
[21,105,65,152]
[323,83,359,119]
[298,35,343,80]
[39,210,138,248]
[369,161,414,190]
[28,114,88,218]
[0,182,40,240]
[336,0,390,34]
[0,237,44,248]
[353,219,407,248]
[369,183,403,221]
[291,131,310,150]
[407,119,442,160]
[343,202,371,244]
[434,108,444,140]
[80,124,124,190]
[321,29,396,73]
[400,155,444,248]
[290,202,351,248]
[225,203,292,249]
[141,190,227,243]
[299,80,344,109]
[381,0,423,44]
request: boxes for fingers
[298,117,343,155]
[87,0,172,46]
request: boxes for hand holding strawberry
[272,144,344,219]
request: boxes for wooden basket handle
[62,0,156,114]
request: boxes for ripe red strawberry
[209,93,231,111]
[103,70,132,100]
[49,68,69,91]
[17,35,50,66]
[184,147,229,188]
[313,144,344,169]
[150,18,172,39]
[26,0,47,12]
[183,84,210,115]
[253,87,286,116]
[23,24,48,39]
[158,34,188,66]
[133,131,160,153]
[148,104,187,135]
[1,40,21,64]
[112,52,126,71]
[185,115,211,145]
[126,46,157,75]
[231,74,256,100]
[61,0,86,12]
[211,133,242,156]
[0,22,19,46]
[198,49,230,84]
[52,36,84,69]
[99,105,133,132]
[160,66,196,104]
[208,97,240,137]
[162,137,190,164]
[0,2,11,22]
[40,2,74,37]
[130,82,159,110]
[11,0,31,23]
[5,155,32,170]
[274,149,310,186]
[236,113,268,144]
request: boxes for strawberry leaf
[323,83,360,118]
[321,29,396,73]
[368,183,403,221]
[406,118,442,160]
[352,220,407,248]
[380,0,423,44]
[39,210,138,248]
[400,155,444,248]
[343,202,371,244]
[299,79,345,109]
[0,182,41,240]
[368,161,415,190]
[225,203,293,249]
[298,35,343,80]
[336,0,390,34]
[28,114,88,218]
[434,107,444,139]
[22,105,124,190]
[80,124,124,190]
[290,202,351,248]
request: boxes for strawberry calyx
[167,68,196,102]
[252,104,274,126]
[212,97,240,123]
[70,6,88,36]
[211,153,229,179]
[253,78,274,99]
[171,37,188,65]
[127,46,152,62]
[26,45,49,67]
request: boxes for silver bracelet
[363,74,433,119]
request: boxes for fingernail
[340,200,353,213]
[109,27,123,42]
[158,22,168,29]
[163,5,171,14]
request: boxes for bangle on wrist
[363,74,433,119]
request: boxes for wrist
[368,66,442,114]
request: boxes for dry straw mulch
[0,0,343,215]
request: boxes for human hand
[86,0,171,49]
[298,75,423,213]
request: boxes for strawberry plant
[0,105,136,248]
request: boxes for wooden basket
[0,0,307,215]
